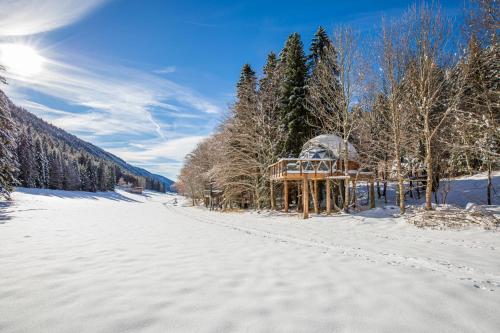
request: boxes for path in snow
[0,188,499,333]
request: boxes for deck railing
[269,158,338,179]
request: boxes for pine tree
[97,161,106,191]
[48,151,63,189]
[17,128,37,188]
[107,165,116,191]
[0,83,18,198]
[309,26,338,73]
[34,137,49,188]
[86,159,98,192]
[63,159,81,190]
[307,26,340,136]
[279,33,310,156]
[235,64,258,118]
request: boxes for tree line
[0,90,167,197]
[177,0,499,212]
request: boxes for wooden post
[270,180,275,210]
[369,179,376,209]
[333,181,339,211]
[313,179,319,214]
[297,182,302,212]
[326,179,331,215]
[284,180,289,213]
[343,178,350,213]
[302,176,309,219]
[352,179,357,208]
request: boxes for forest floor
[0,173,499,332]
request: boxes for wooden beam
[369,179,376,209]
[298,182,302,212]
[270,180,275,210]
[333,181,339,211]
[326,179,331,215]
[343,178,350,213]
[352,179,357,208]
[284,180,289,213]
[302,176,309,219]
[313,179,319,214]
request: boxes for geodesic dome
[299,134,358,160]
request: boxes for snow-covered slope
[1,187,499,332]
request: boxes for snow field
[0,186,499,332]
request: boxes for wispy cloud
[0,0,108,37]
[109,136,207,163]
[154,66,176,74]
[0,0,222,179]
[107,136,208,178]
[1,49,221,178]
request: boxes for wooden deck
[268,158,375,219]
[269,158,372,181]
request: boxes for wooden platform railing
[269,158,338,179]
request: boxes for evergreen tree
[235,63,258,118]
[0,84,17,198]
[34,137,49,188]
[87,159,98,192]
[17,128,37,187]
[309,26,337,73]
[107,165,115,191]
[48,151,63,189]
[63,159,81,190]
[97,161,107,191]
[279,33,310,156]
[307,26,341,136]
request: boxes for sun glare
[0,44,45,77]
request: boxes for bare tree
[307,26,363,212]
[378,14,416,214]
[403,3,460,210]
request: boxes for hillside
[2,91,174,191]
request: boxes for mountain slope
[3,92,174,191]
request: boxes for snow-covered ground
[1,181,500,332]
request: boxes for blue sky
[0,0,462,179]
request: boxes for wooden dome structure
[269,134,375,218]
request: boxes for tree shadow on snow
[14,188,142,203]
[0,201,13,224]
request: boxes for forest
[0,91,169,197]
[176,0,499,213]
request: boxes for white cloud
[2,48,221,137]
[154,66,176,74]
[107,136,207,179]
[109,136,207,164]
[0,0,108,37]
[0,0,221,179]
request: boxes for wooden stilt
[313,179,319,214]
[344,178,350,213]
[303,176,309,219]
[333,181,339,211]
[326,179,331,215]
[270,180,275,210]
[369,178,376,209]
[298,182,302,212]
[284,180,289,213]
[352,179,357,207]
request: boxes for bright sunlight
[0,43,44,77]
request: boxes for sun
[0,44,45,77]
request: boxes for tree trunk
[425,139,433,210]
[343,141,350,213]
[395,151,405,214]
[487,162,492,205]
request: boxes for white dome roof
[299,134,358,160]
